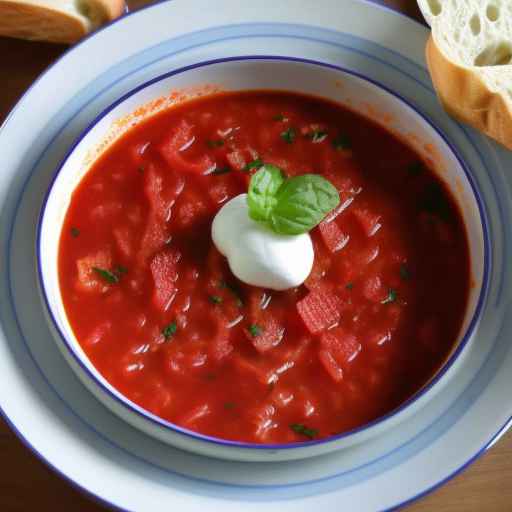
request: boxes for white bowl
[37,57,488,462]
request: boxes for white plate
[1,0,511,510]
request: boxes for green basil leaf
[269,174,340,235]
[247,165,285,222]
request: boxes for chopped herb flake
[114,265,128,275]
[308,130,328,143]
[137,166,145,173]
[162,322,177,340]
[422,183,452,221]
[381,288,397,305]
[346,282,354,290]
[280,127,296,144]
[224,402,236,410]
[92,267,119,284]
[243,158,264,172]
[290,423,318,439]
[407,161,424,176]
[219,280,243,306]
[211,166,231,175]
[70,227,80,238]
[400,264,411,281]
[248,324,262,337]
[207,139,225,148]
[209,295,223,304]
[273,114,286,121]
[332,135,351,150]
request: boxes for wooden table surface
[1,1,511,510]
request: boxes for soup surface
[59,91,469,443]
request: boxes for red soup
[59,91,470,443]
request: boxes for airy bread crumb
[418,0,512,149]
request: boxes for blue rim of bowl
[36,55,491,451]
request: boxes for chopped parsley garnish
[219,280,243,306]
[273,114,286,121]
[92,265,128,284]
[243,158,264,172]
[162,321,177,340]
[346,282,354,290]
[381,288,397,305]
[137,166,145,173]
[400,264,411,281]
[224,402,236,410]
[207,139,225,148]
[280,127,296,144]
[211,166,231,175]
[248,324,262,337]
[209,295,223,304]
[70,227,80,238]
[290,423,318,439]
[92,267,119,284]
[332,135,351,150]
[421,183,452,221]
[308,130,328,143]
[407,161,424,176]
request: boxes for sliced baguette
[418,0,512,150]
[0,0,125,44]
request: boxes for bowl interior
[38,57,486,452]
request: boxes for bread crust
[426,35,512,150]
[88,0,125,26]
[0,0,125,44]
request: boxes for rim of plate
[36,54,491,451]
[1,1,508,511]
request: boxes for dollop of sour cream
[212,194,314,291]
